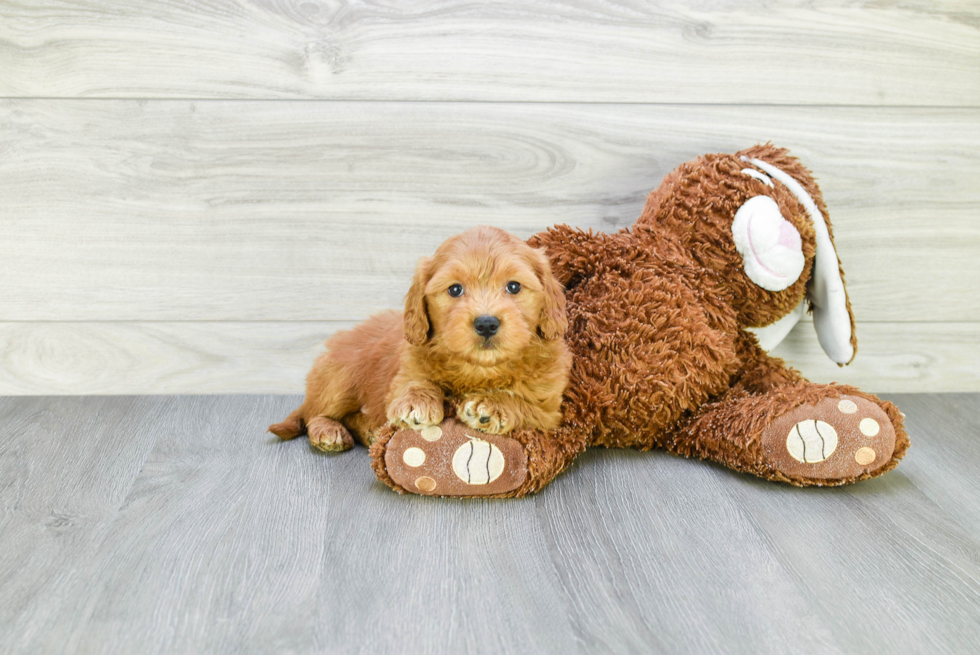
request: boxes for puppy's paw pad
[763,395,896,481]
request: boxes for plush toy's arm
[734,330,804,394]
[527,224,603,289]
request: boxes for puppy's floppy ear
[404,255,433,346]
[530,247,568,340]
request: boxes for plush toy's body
[371,145,909,497]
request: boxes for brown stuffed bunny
[370,144,910,497]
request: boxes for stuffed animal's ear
[747,157,857,365]
[530,247,568,340]
[403,256,433,346]
[748,300,805,351]
[731,195,806,292]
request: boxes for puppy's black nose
[473,315,500,338]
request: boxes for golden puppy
[268,225,571,452]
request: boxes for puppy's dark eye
[506,281,522,294]
[448,284,464,297]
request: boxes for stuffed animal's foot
[761,395,897,482]
[379,418,528,496]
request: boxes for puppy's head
[404,225,566,366]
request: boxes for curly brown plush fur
[368,144,909,497]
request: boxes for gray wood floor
[2,393,978,654]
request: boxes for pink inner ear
[778,220,802,250]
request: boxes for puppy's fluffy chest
[409,340,560,396]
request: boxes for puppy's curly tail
[268,409,306,440]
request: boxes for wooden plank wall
[0,1,978,394]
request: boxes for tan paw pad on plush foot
[762,395,896,481]
[384,419,527,496]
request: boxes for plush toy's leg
[369,419,586,498]
[668,342,909,485]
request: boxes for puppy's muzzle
[473,315,500,338]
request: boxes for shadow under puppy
[269,225,571,452]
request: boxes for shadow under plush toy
[371,144,910,497]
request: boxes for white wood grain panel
[2,100,977,322]
[0,321,352,395]
[0,320,975,395]
[1,1,977,104]
[770,320,980,393]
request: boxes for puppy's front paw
[387,389,444,430]
[459,395,519,434]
